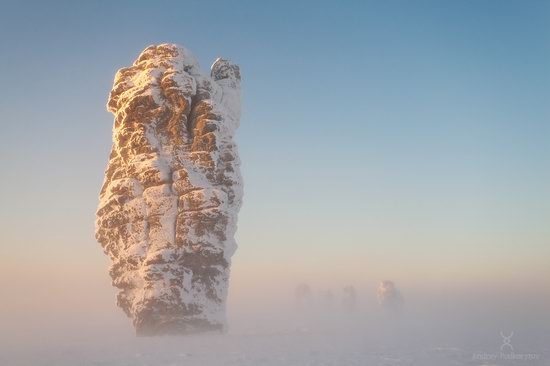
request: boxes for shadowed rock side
[95,44,242,336]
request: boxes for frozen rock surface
[95,44,242,335]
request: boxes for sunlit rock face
[95,44,242,336]
[377,280,404,312]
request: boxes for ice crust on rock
[95,44,242,335]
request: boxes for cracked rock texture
[95,44,242,335]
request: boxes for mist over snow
[1,276,548,366]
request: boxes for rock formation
[377,280,404,312]
[342,286,357,312]
[294,283,312,308]
[95,44,242,335]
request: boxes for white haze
[1,271,548,366]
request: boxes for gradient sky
[0,0,549,339]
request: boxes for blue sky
[0,0,549,303]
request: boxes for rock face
[377,280,404,312]
[95,44,242,335]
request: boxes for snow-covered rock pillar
[95,44,242,335]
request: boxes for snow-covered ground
[1,277,547,366]
[2,306,547,366]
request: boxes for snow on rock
[377,280,404,311]
[95,44,243,335]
